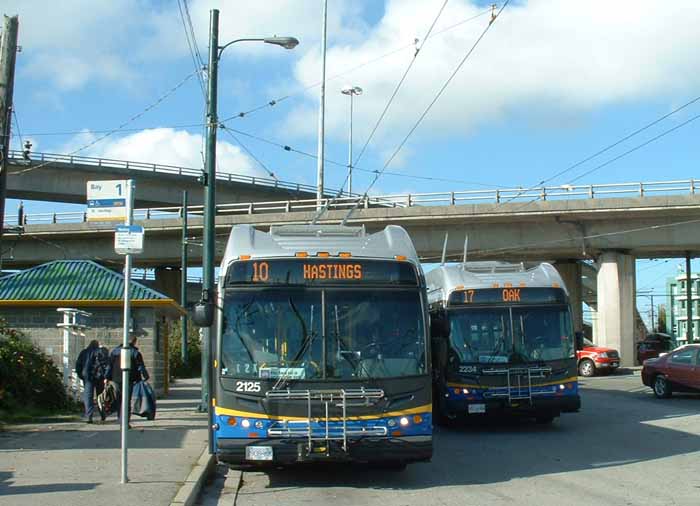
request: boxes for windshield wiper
[272,298,316,390]
[332,304,361,373]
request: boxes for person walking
[105,336,149,427]
[75,340,103,424]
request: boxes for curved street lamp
[197,8,298,453]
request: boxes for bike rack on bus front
[265,388,386,454]
[480,367,553,404]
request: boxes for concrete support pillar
[554,260,583,333]
[596,251,636,367]
[153,267,182,301]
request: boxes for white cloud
[60,128,266,178]
[285,0,700,149]
[7,0,367,90]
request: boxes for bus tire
[373,460,407,471]
[535,415,555,424]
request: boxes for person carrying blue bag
[131,380,157,420]
[105,336,149,428]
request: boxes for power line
[353,0,450,168]
[177,0,206,98]
[502,94,700,206]
[220,124,506,188]
[15,123,206,137]
[10,70,199,176]
[219,125,278,180]
[341,0,511,226]
[217,7,494,124]
[12,109,24,150]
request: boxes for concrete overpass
[5,179,700,366]
[6,150,344,207]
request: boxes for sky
[3,0,700,322]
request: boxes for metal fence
[4,178,698,227]
[7,149,337,195]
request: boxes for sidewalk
[0,378,207,506]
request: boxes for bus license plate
[246,446,273,461]
[468,403,486,414]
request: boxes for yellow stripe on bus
[214,403,432,422]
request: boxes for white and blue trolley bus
[210,224,432,468]
[428,261,580,424]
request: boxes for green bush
[0,322,71,412]
[169,320,202,378]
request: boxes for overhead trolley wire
[217,6,495,124]
[502,94,700,206]
[339,0,511,226]
[11,69,200,175]
[352,0,450,168]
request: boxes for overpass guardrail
[7,150,343,195]
[4,178,698,227]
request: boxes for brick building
[0,260,184,396]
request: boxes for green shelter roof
[0,260,171,302]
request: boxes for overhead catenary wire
[177,0,206,98]
[11,69,200,175]
[217,7,494,124]
[340,0,511,226]
[219,125,278,180]
[352,0,450,168]
[501,94,700,206]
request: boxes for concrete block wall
[0,306,169,396]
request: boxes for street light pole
[316,0,328,208]
[200,8,298,454]
[341,85,362,195]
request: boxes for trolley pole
[181,190,188,364]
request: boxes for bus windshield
[448,305,574,364]
[220,288,426,380]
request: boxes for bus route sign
[114,225,144,255]
[86,180,129,222]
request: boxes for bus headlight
[255,420,264,429]
[241,419,251,429]
[388,419,397,427]
[399,417,409,427]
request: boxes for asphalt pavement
[0,378,207,506]
[198,370,700,506]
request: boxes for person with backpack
[75,340,104,424]
[105,336,149,427]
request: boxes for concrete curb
[170,447,216,506]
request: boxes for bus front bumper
[217,435,432,467]
[444,395,581,418]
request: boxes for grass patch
[0,403,82,425]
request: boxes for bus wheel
[535,415,555,424]
[578,359,596,377]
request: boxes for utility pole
[315,0,328,208]
[180,190,188,365]
[0,15,19,245]
[201,10,219,447]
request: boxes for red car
[577,338,621,377]
[641,344,700,398]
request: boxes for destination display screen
[448,287,567,306]
[225,258,418,286]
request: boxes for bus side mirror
[192,300,214,327]
[575,331,584,351]
[430,312,450,338]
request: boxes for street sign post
[115,225,144,255]
[88,179,136,484]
